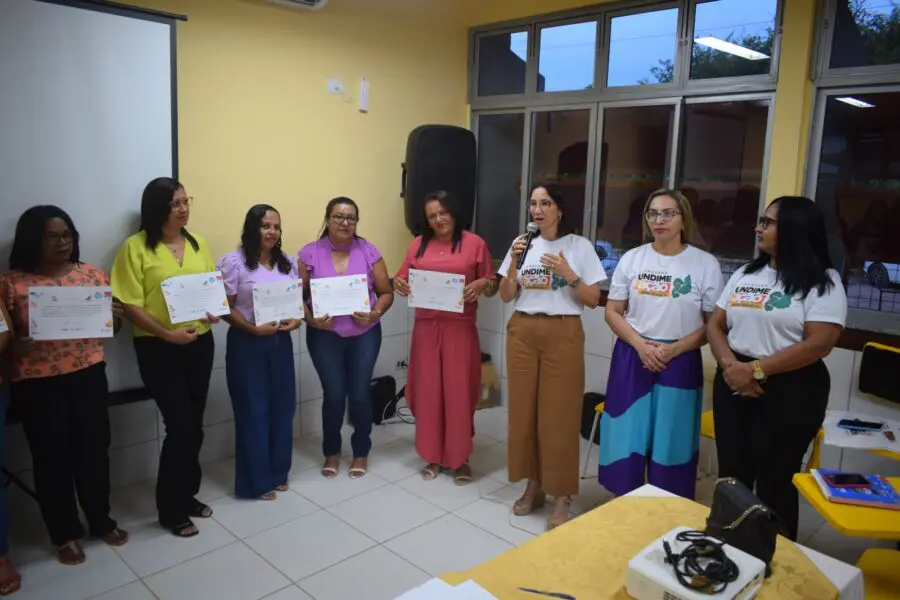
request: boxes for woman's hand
[393,276,411,297]
[112,301,125,319]
[648,342,679,368]
[255,322,280,336]
[309,315,333,330]
[509,235,529,259]
[165,326,199,345]
[278,319,303,333]
[201,312,221,325]
[723,362,763,398]
[540,251,576,282]
[636,339,666,373]
[352,311,379,327]
[463,279,490,303]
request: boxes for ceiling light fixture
[835,97,875,108]
[694,36,769,60]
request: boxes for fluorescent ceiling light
[835,96,875,108]
[693,36,769,60]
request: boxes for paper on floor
[394,578,497,599]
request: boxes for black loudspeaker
[401,125,477,236]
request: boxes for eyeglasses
[645,209,681,223]
[757,216,777,230]
[45,231,74,244]
[170,197,193,210]
[330,214,358,225]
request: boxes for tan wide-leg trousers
[505,312,585,497]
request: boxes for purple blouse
[298,237,382,338]
[217,250,300,324]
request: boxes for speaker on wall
[401,125,477,236]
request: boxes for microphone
[516,222,539,269]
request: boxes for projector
[625,526,765,600]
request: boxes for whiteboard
[0,0,176,392]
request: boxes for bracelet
[484,279,495,294]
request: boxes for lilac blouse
[217,250,300,324]
[298,237,382,338]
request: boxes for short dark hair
[139,177,199,252]
[9,205,81,272]
[745,196,835,299]
[415,190,464,258]
[529,181,574,236]
[240,204,292,274]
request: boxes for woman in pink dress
[394,191,497,484]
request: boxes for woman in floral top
[1,206,128,566]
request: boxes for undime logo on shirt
[729,284,770,309]
[635,271,673,298]
[520,266,551,290]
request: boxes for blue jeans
[0,391,8,556]
[306,324,381,458]
[225,328,297,498]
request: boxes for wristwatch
[751,360,767,383]
[568,276,582,288]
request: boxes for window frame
[535,16,603,96]
[803,84,900,335]
[470,25,534,101]
[812,0,900,84]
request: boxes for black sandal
[189,499,213,519]
[164,520,199,538]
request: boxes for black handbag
[705,478,786,577]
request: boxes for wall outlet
[326,78,344,94]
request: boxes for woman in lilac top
[299,197,394,479]
[218,205,302,500]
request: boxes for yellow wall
[125,0,469,269]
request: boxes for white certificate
[28,286,114,340]
[252,280,303,324]
[309,274,371,318]
[161,272,230,324]
[408,269,466,313]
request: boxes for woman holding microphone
[393,191,496,484]
[112,177,219,538]
[600,189,723,500]
[499,182,606,530]
[218,205,301,501]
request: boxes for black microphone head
[526,222,539,235]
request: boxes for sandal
[321,455,341,479]
[453,463,473,486]
[259,491,277,501]
[513,482,546,517]
[57,541,86,566]
[421,463,441,481]
[348,457,368,480]
[275,483,289,492]
[164,520,199,538]
[548,496,572,530]
[0,556,21,596]
[189,499,213,519]
[101,528,129,547]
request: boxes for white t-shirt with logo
[608,244,723,341]
[717,265,847,359]
[499,234,607,316]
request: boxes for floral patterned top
[0,263,108,381]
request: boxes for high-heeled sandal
[513,488,546,516]
[547,496,572,530]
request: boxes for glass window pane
[537,21,597,92]
[477,31,529,97]
[690,0,777,80]
[595,105,675,272]
[813,92,900,314]
[530,110,592,238]
[475,113,526,258]
[829,0,900,69]
[608,8,679,87]
[678,101,769,275]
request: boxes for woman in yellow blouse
[112,177,219,538]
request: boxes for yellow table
[442,495,837,599]
[792,474,900,540]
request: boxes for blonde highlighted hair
[641,188,696,244]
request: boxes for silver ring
[732,391,741,396]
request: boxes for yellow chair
[580,401,605,479]
[856,548,900,599]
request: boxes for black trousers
[713,354,829,541]
[134,332,214,527]
[12,362,117,546]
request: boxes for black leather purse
[705,478,786,577]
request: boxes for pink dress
[396,231,495,469]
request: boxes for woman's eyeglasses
[330,214,358,225]
[645,209,681,223]
[757,216,777,230]
[45,231,74,244]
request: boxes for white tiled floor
[6,408,890,600]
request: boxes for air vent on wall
[265,0,329,10]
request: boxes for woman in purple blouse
[218,205,302,500]
[299,197,394,479]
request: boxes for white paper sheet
[252,279,303,324]
[160,272,230,324]
[309,274,371,318]
[394,579,497,600]
[408,269,465,313]
[27,286,114,340]
[822,410,900,453]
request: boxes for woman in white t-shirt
[600,190,723,500]
[498,182,607,530]
[707,196,847,541]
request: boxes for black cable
[662,530,740,595]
